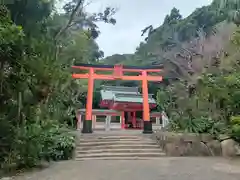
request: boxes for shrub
[230,116,240,142]
[167,113,227,137]
[44,126,76,161]
[2,121,75,170]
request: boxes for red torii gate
[72,63,163,134]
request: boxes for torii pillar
[72,63,163,134]
[82,68,94,133]
[142,70,152,133]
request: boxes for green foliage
[0,0,116,173]
[102,2,229,74]
[157,69,240,136]
[230,116,240,142]
[97,0,240,142]
[0,5,76,171]
[213,0,240,25]
[5,0,54,34]
[155,31,240,137]
[1,121,75,170]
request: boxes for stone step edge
[76,148,163,154]
[76,144,160,150]
[78,141,157,145]
[75,157,167,161]
[79,136,150,139]
[76,152,166,158]
[78,141,155,145]
[79,138,151,142]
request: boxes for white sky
[59,0,213,56]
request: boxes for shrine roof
[100,86,156,104]
[100,85,138,101]
[101,86,139,94]
[114,93,156,104]
[77,109,121,115]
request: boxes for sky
[59,0,213,57]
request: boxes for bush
[167,113,227,137]
[2,121,75,170]
[230,116,240,142]
[46,127,76,161]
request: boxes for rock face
[0,178,12,180]
[221,139,239,157]
[207,140,222,156]
[152,131,223,156]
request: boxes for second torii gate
[72,63,163,134]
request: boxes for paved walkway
[12,157,240,180]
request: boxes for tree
[100,0,240,138]
[5,0,54,35]
[213,0,240,25]
[214,0,240,9]
[56,0,116,40]
[0,0,117,171]
[164,7,182,25]
[141,25,156,41]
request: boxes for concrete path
[12,157,240,180]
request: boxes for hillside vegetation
[102,0,240,139]
[103,1,233,79]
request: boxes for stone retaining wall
[152,131,240,157]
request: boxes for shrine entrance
[72,63,163,134]
[99,85,160,130]
[76,109,164,131]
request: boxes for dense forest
[0,0,116,174]
[1,0,240,175]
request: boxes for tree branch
[55,0,84,40]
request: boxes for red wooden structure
[72,63,163,133]
[99,86,159,129]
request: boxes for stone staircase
[75,131,166,160]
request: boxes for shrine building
[76,86,168,131]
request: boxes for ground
[12,157,240,180]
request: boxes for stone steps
[77,148,162,154]
[80,136,147,141]
[75,133,165,160]
[75,152,165,160]
[78,141,157,147]
[79,135,151,139]
[75,156,166,161]
[77,144,160,150]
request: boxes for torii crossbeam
[72,63,163,134]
